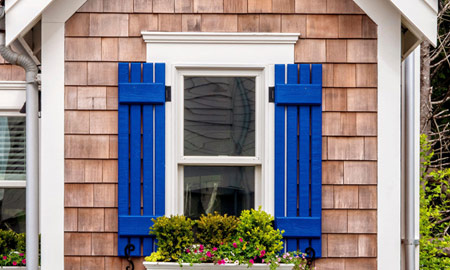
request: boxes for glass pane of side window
[0,188,25,233]
[184,166,254,219]
[0,117,26,181]
[184,77,255,156]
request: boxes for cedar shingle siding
[64,0,378,269]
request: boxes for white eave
[5,0,54,46]
[389,0,438,46]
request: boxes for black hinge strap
[165,86,171,102]
[269,86,275,103]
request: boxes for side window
[0,115,26,233]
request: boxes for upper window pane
[184,77,255,156]
[0,117,26,181]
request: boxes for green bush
[420,134,450,269]
[196,212,238,248]
[149,215,195,262]
[236,207,284,257]
[0,230,25,255]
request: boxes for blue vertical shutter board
[286,64,299,252]
[274,64,286,220]
[142,63,154,255]
[274,65,286,252]
[129,63,142,256]
[310,64,322,257]
[274,63,322,257]
[118,63,130,256]
[298,64,311,253]
[154,63,165,216]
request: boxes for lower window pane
[0,188,25,233]
[184,166,254,219]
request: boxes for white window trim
[174,67,265,214]
[142,32,299,216]
[0,82,26,189]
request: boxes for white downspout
[404,51,418,270]
[0,5,39,270]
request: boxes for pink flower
[260,250,266,257]
[249,259,254,264]
[194,249,198,253]
[186,249,190,253]
[12,261,17,266]
[220,242,224,245]
[206,251,213,258]
[22,259,26,264]
[218,260,225,265]
[19,253,24,257]
[212,247,218,251]
[2,256,6,260]
[283,254,287,259]
[262,259,265,263]
[199,245,204,252]
[239,238,243,242]
[233,243,237,248]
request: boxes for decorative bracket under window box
[143,262,295,270]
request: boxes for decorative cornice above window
[141,32,300,44]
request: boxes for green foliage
[144,250,165,262]
[0,229,26,266]
[196,212,238,247]
[149,215,195,262]
[420,134,450,269]
[0,230,25,255]
[236,207,284,257]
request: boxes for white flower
[234,260,239,264]
[224,258,229,263]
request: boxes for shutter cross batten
[118,62,166,257]
[274,64,322,257]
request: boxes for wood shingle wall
[63,0,377,269]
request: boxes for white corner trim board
[142,32,300,44]
[353,0,403,269]
[40,1,88,270]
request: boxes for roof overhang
[390,0,438,47]
[5,0,54,46]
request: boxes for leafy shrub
[149,215,195,261]
[420,134,450,269]
[196,212,238,247]
[236,207,284,257]
[0,230,25,255]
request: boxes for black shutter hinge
[165,86,171,102]
[269,86,275,103]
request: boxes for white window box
[0,267,27,270]
[143,262,296,270]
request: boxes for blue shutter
[274,64,322,257]
[118,62,166,257]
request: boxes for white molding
[0,181,27,188]
[142,32,300,44]
[0,81,26,90]
[354,0,402,269]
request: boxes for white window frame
[0,81,26,189]
[174,67,266,214]
[142,32,300,216]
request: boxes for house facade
[0,0,437,269]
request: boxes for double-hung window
[175,69,264,218]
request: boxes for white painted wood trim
[354,0,402,269]
[0,180,26,188]
[40,1,87,270]
[0,81,26,90]
[142,32,300,44]
[0,81,25,110]
[145,33,294,217]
